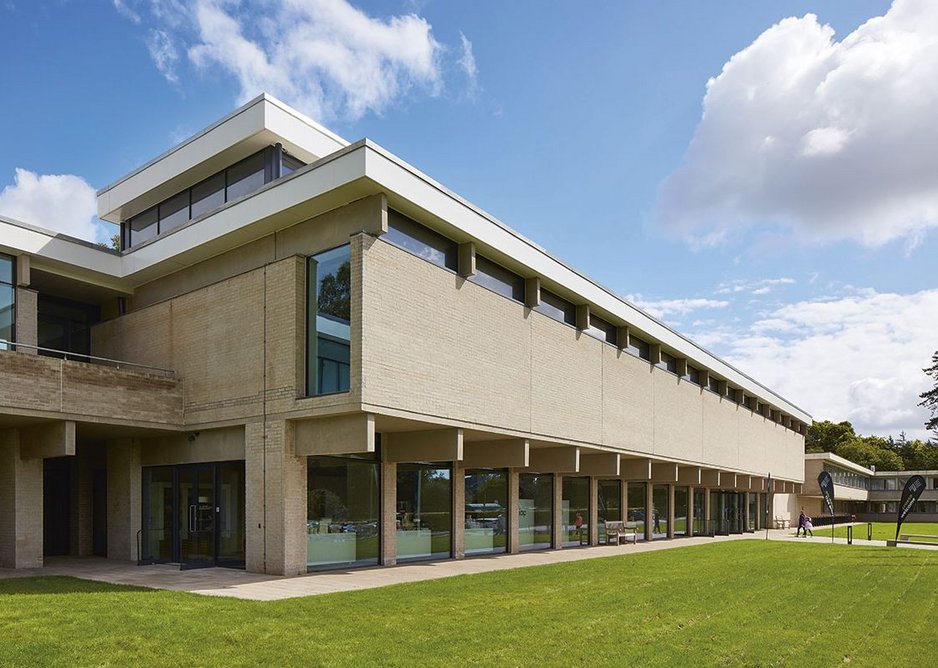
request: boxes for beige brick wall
[362,239,805,480]
[0,429,44,568]
[0,351,183,428]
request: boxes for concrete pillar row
[106,438,141,563]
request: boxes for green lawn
[1,540,937,666]
[830,521,938,542]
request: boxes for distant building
[801,453,938,521]
[0,95,809,574]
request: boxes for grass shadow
[0,576,156,596]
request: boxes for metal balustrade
[0,339,174,378]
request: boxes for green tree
[805,420,856,453]
[920,351,938,440]
[318,261,350,321]
[836,436,904,471]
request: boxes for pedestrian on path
[804,516,814,537]
[796,508,806,537]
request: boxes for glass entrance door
[178,465,216,567]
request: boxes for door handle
[189,504,197,533]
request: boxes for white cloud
[658,0,938,248]
[715,277,795,295]
[717,288,938,439]
[147,29,179,85]
[628,296,729,320]
[0,169,111,244]
[185,0,444,121]
[112,0,141,24]
[457,31,479,98]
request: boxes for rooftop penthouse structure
[0,95,810,573]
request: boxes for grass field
[1,540,936,667]
[829,521,938,542]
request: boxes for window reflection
[465,470,508,555]
[397,464,452,561]
[627,482,646,541]
[0,254,13,350]
[307,245,351,395]
[598,479,621,544]
[307,456,380,570]
[562,476,590,547]
[519,473,553,551]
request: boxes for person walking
[796,508,806,537]
[804,516,814,537]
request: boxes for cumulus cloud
[628,296,729,320]
[658,0,938,248]
[717,288,938,439]
[0,169,110,243]
[116,0,459,122]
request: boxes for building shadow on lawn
[0,576,156,596]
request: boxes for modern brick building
[0,95,810,574]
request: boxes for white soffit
[96,94,349,224]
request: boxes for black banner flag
[817,471,835,517]
[896,475,927,542]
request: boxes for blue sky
[1,0,936,439]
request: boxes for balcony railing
[0,340,174,378]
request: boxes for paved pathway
[1,528,933,601]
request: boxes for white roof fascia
[0,216,127,293]
[805,452,874,476]
[96,94,349,223]
[117,144,367,280]
[362,141,812,423]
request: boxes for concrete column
[645,482,654,541]
[553,474,564,549]
[244,421,307,576]
[453,461,465,559]
[667,484,675,539]
[381,457,397,566]
[703,488,711,535]
[13,287,37,353]
[106,438,141,562]
[589,477,599,546]
[688,486,695,537]
[621,480,628,525]
[507,469,520,554]
[0,429,44,568]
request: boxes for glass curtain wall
[217,462,246,565]
[627,482,646,541]
[396,464,452,562]
[464,470,508,555]
[598,480,621,544]
[710,491,723,533]
[693,489,707,535]
[307,245,351,395]
[562,477,590,547]
[307,456,380,570]
[142,466,174,562]
[0,254,13,349]
[674,487,689,537]
[748,493,758,531]
[652,485,670,538]
[519,473,553,551]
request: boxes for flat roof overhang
[7,139,812,423]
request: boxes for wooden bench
[605,521,637,545]
[774,517,790,530]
